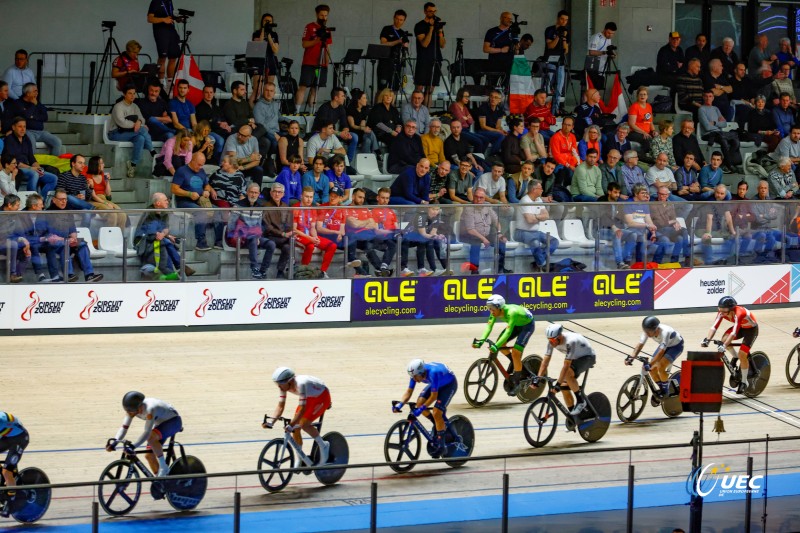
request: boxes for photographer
[146,0,181,83]
[250,13,280,105]
[415,2,446,108]
[587,22,617,90]
[295,4,333,113]
[379,10,410,91]
[484,12,515,75]
[543,10,570,115]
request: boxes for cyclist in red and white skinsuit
[702,296,759,393]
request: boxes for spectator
[56,154,95,227]
[293,186,336,278]
[446,160,474,204]
[730,62,766,123]
[676,58,704,118]
[500,117,525,174]
[250,12,280,101]
[429,160,450,203]
[110,85,155,178]
[306,120,347,165]
[599,149,622,193]
[13,83,62,155]
[0,194,28,282]
[136,80,175,142]
[770,63,796,105]
[515,179,558,272]
[275,154,304,205]
[224,125,264,188]
[0,154,18,199]
[44,188,104,282]
[278,120,306,172]
[295,4,333,111]
[685,33,711,66]
[651,186,692,265]
[698,91,741,172]
[656,32,684,86]
[748,35,777,80]
[484,12,516,75]
[169,79,197,132]
[85,156,127,231]
[476,162,509,204]
[646,152,681,197]
[343,187,376,276]
[134,192,193,279]
[578,125,603,162]
[209,154,247,247]
[422,118,445,166]
[673,152,703,201]
[570,148,602,202]
[747,94,781,152]
[223,81,269,157]
[535,158,562,200]
[521,118,548,164]
[672,119,706,170]
[543,10,570,114]
[698,151,731,200]
[620,150,648,200]
[448,88,488,151]
[2,117,57,197]
[476,90,507,155]
[324,154,353,205]
[414,2,446,108]
[192,120,221,165]
[313,86,356,164]
[400,205,447,277]
[302,155,331,205]
[695,183,737,264]
[573,89,602,139]
[154,129,193,177]
[750,180,783,261]
[316,186,363,275]
[2,50,35,100]
[346,89,378,155]
[596,182,636,269]
[523,89,556,142]
[390,158,431,205]
[459,187,511,274]
[771,124,800,169]
[171,152,213,251]
[508,161,535,204]
[444,119,486,174]
[17,193,49,281]
[147,0,180,81]
[367,187,399,277]
[703,58,734,120]
[710,37,739,77]
[262,183,292,278]
[627,86,655,155]
[387,120,425,173]
[623,184,668,264]
[775,38,800,77]
[367,88,402,146]
[605,123,632,160]
[772,93,795,138]
[0,81,11,139]
[111,40,141,93]
[767,157,798,199]
[195,85,232,143]
[401,90,432,134]
[227,182,274,279]
[549,116,580,177]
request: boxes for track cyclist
[702,296,759,394]
[794,327,799,338]
[536,324,597,416]
[107,392,182,477]
[0,412,28,516]
[473,294,535,395]
[627,316,684,397]
[264,368,332,467]
[394,359,457,457]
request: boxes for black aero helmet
[718,296,737,309]
[122,391,145,412]
[642,316,660,330]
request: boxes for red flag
[587,73,627,123]
[173,54,204,105]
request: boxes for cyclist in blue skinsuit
[394,359,457,456]
[0,412,29,517]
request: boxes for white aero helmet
[487,294,506,309]
[407,358,426,377]
[272,366,295,384]
[545,323,564,339]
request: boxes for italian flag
[508,55,534,114]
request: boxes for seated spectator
[110,85,155,178]
[685,33,711,65]
[698,151,731,200]
[523,89,556,142]
[366,187,399,277]
[508,161,535,204]
[770,124,800,170]
[772,93,795,138]
[570,148,603,202]
[651,186,692,265]
[459,187,511,274]
[448,88,488,151]
[775,38,800,76]
[57,154,95,227]
[0,194,29,283]
[171,152,213,251]
[695,184,737,264]
[302,155,330,205]
[17,193,51,281]
[293,186,336,278]
[324,155,353,205]
[578,125,603,162]
[111,40,141,93]
[223,81,270,157]
[169,79,197,132]
[645,152,684,201]
[85,156,127,231]
[346,89,378,155]
[596,182,636,269]
[275,154,303,205]
[673,152,703,201]
[750,180,784,261]
[447,160,475,204]
[475,89,507,155]
[193,120,221,165]
[400,205,448,277]
[278,120,306,173]
[344,187,378,276]
[401,90,431,134]
[573,88,602,139]
[2,49,35,100]
[515,179,558,272]
[136,80,175,142]
[209,154,247,247]
[599,149,622,193]
[767,157,799,199]
[746,94,781,152]
[0,81,11,140]
[444,120,486,174]
[730,62,766,123]
[387,120,424,173]
[710,38,739,77]
[367,88,402,146]
[649,119,677,168]
[549,116,580,180]
[390,158,431,205]
[306,120,347,165]
[476,162,509,204]
[500,117,525,174]
[703,58,734,121]
[536,157,565,201]
[44,188,104,282]
[224,125,264,187]
[698,91,741,172]
[227,182,274,279]
[429,160,450,204]
[770,63,795,105]
[0,154,19,199]
[262,183,292,278]
[675,58,704,118]
[672,119,706,171]
[620,150,648,200]
[195,85,232,145]
[13,83,62,155]
[605,124,632,160]
[624,184,668,264]
[254,82,283,174]
[154,129,193,177]
[521,118,548,164]
[627,86,655,155]
[316,186,363,275]
[422,118,446,166]
[134,192,193,280]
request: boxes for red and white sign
[654,266,791,310]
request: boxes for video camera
[510,13,528,38]
[174,8,195,23]
[102,20,116,29]
[432,16,446,29]
[606,44,617,57]
[263,21,278,31]
[557,26,569,43]
[315,24,336,41]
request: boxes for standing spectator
[710,38,739,77]
[324,155,353,205]
[277,120,306,172]
[627,86,655,154]
[508,161,535,204]
[685,33,711,66]
[154,129,193,177]
[476,90,507,155]
[169,79,197,132]
[620,150,648,199]
[515,179,558,272]
[111,85,155,178]
[346,89,378,155]
[676,59,705,119]
[748,35,777,80]
[367,88,402,146]
[523,89,556,142]
[703,59,734,121]
[422,118,445,166]
[459,187,511,274]
[570,148,603,202]
[136,80,175,142]
[2,118,56,197]
[195,85,232,145]
[698,151,731,200]
[656,32,684,86]
[313,87,356,164]
[401,90,432,135]
[262,183,292,278]
[446,160,475,204]
[45,189,104,282]
[134,192,193,279]
[390,158,431,205]
[171,152,214,251]
[747,95,781,152]
[448,88,488,151]
[521,118,548,164]
[147,0,180,82]
[599,149,622,193]
[293,186,336,278]
[444,120,486,174]
[673,152,703,201]
[306,120,347,165]
[649,120,678,168]
[476,162,509,204]
[253,82,282,175]
[85,156,127,231]
[275,155,304,205]
[111,40,142,93]
[224,125,264,188]
[387,120,424,173]
[228,182,274,279]
[414,2,446,108]
[772,93,795,138]
[698,91,741,172]
[672,119,706,170]
[13,83,62,155]
[2,50,35,100]
[605,123,632,159]
[695,184,737,264]
[767,157,798,199]
[650,186,692,265]
[224,81,270,158]
[302,155,330,205]
[500,117,525,174]
[208,155,247,248]
[295,4,333,112]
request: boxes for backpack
[548,258,587,272]
[651,95,672,113]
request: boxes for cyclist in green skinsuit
[472,294,535,395]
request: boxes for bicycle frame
[395,402,454,446]
[630,356,666,397]
[263,414,324,469]
[480,339,515,379]
[538,370,597,419]
[112,436,180,478]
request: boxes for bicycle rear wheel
[579,392,611,443]
[257,439,294,493]
[661,370,683,418]
[616,375,647,423]
[745,351,770,398]
[313,432,349,486]
[383,420,421,473]
[11,467,51,524]
[444,415,474,468]
[785,343,800,388]
[166,455,207,511]
[463,358,498,407]
[98,459,141,516]
[523,397,558,448]
[516,355,545,403]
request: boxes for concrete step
[62,144,92,154]
[107,190,137,203]
[56,133,82,145]
[44,121,70,134]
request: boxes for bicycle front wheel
[257,439,294,493]
[384,420,421,473]
[616,375,647,423]
[786,344,800,388]
[98,459,141,516]
[523,397,558,448]
[463,358,498,407]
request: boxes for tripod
[167,16,194,96]
[252,34,281,103]
[421,26,452,108]
[88,23,122,113]
[452,38,467,90]
[393,46,415,103]
[303,30,333,114]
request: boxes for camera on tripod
[510,13,528,37]
[174,8,195,23]
[102,20,116,30]
[316,25,335,41]
[606,45,617,57]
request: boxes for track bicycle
[616,355,682,422]
[785,328,800,388]
[463,338,545,407]
[0,460,51,524]
[708,340,771,397]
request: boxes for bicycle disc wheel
[313,432,349,486]
[579,392,611,443]
[661,370,683,418]
[166,456,207,511]
[383,420,421,473]
[516,355,545,403]
[444,415,474,468]
[785,344,800,388]
[616,375,648,423]
[463,358,498,407]
[98,459,141,516]
[523,397,558,448]
[257,439,294,493]
[11,467,51,524]
[745,351,770,398]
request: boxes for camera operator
[484,12,516,76]
[250,13,280,105]
[415,2,446,108]
[543,10,570,115]
[378,10,410,91]
[147,0,181,83]
[587,22,617,89]
[295,4,333,113]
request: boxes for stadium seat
[98,226,137,257]
[76,227,108,259]
[561,219,595,248]
[539,219,574,248]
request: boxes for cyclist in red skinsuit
[702,296,759,393]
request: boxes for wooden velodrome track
[5,308,800,528]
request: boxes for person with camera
[296,4,333,113]
[484,12,516,77]
[543,10,570,115]
[250,13,280,106]
[414,2,446,108]
[379,9,410,92]
[146,0,181,83]
[586,22,617,90]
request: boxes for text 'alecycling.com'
[594,298,643,308]
[364,307,418,317]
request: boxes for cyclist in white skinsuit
[628,316,684,397]
[537,324,597,417]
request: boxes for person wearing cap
[656,31,684,87]
[111,40,142,93]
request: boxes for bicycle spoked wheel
[383,420,421,473]
[785,344,800,388]
[616,375,648,423]
[98,459,141,516]
[745,351,770,398]
[516,355,545,403]
[661,370,683,418]
[523,397,558,448]
[11,467,51,524]
[463,358,498,407]
[443,415,474,468]
[257,439,294,493]
[165,456,207,511]
[579,392,611,443]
